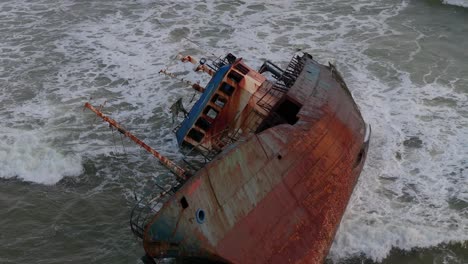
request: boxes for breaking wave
[442,0,468,8]
[0,129,83,185]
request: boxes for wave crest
[0,130,83,185]
[443,0,468,8]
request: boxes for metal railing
[256,54,305,114]
[130,188,174,239]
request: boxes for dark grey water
[0,0,467,263]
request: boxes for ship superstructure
[173,54,303,160]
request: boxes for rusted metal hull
[141,56,370,263]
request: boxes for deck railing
[130,188,174,239]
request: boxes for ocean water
[0,0,467,263]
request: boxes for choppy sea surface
[0,0,467,263]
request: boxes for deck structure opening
[276,98,301,125]
[257,97,302,133]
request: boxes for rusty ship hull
[130,54,370,263]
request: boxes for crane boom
[84,102,188,181]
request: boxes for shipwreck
[85,52,371,263]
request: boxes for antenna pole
[84,102,189,181]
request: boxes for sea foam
[0,129,83,185]
[1,0,466,261]
[443,0,468,8]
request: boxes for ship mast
[84,102,189,181]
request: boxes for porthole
[196,209,206,224]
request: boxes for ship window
[220,82,235,96]
[211,94,227,108]
[228,71,244,83]
[180,197,189,209]
[204,106,219,120]
[195,117,211,131]
[234,63,250,75]
[187,128,204,142]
